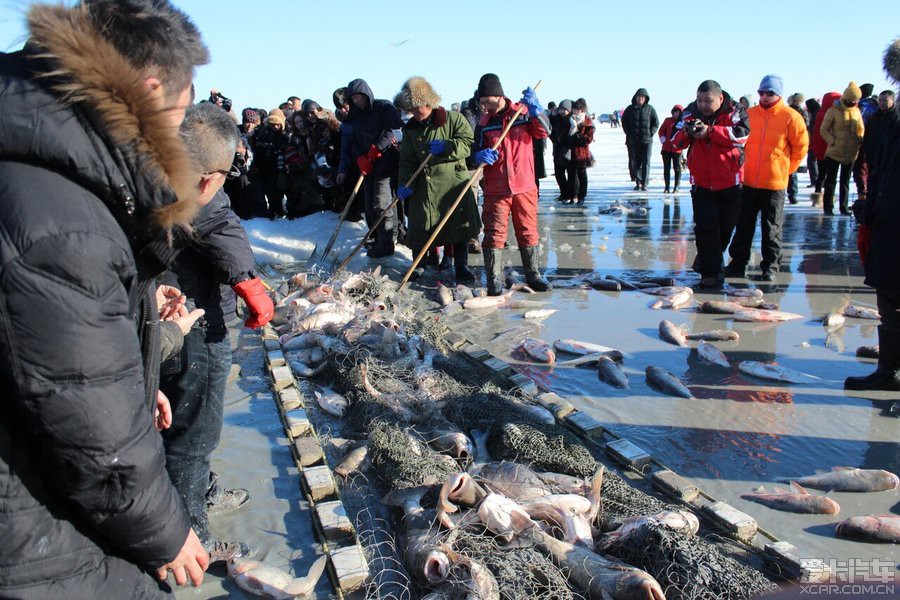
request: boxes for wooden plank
[303,465,335,501]
[294,436,324,468]
[315,501,354,542]
[329,545,370,592]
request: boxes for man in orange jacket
[725,74,809,282]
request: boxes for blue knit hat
[758,74,784,97]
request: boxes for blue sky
[2,1,898,118]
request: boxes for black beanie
[477,73,504,98]
[860,83,874,98]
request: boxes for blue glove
[520,87,544,117]
[397,185,413,200]
[428,139,446,156]
[474,148,499,166]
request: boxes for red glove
[233,278,274,328]
[356,144,382,176]
[857,224,872,266]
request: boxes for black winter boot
[453,243,476,284]
[483,248,504,296]
[520,245,551,292]
[845,326,900,390]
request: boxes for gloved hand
[520,87,544,117]
[397,185,413,200]
[429,139,446,156]
[857,224,872,266]
[356,144,383,176]
[474,148,499,166]
[233,277,275,328]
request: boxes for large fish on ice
[553,339,625,361]
[740,482,840,514]
[836,514,900,543]
[777,467,899,492]
[737,361,819,384]
[227,555,328,599]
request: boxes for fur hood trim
[27,4,199,230]
[394,76,442,112]
[885,39,900,85]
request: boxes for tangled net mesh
[603,523,780,600]
[279,268,782,599]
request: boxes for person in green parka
[394,76,482,282]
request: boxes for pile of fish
[598,200,651,218]
[740,467,900,543]
[251,266,787,599]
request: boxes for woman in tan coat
[820,82,865,214]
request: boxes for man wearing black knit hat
[472,73,552,295]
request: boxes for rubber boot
[483,248,504,296]
[453,243,476,284]
[520,245,551,292]
[845,326,900,390]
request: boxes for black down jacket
[0,7,197,599]
[160,189,256,340]
[864,118,900,294]
[345,78,403,178]
[622,87,660,144]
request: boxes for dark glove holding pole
[474,148,498,166]
[397,185,413,200]
[356,144,383,176]
[857,224,872,266]
[519,87,544,117]
[233,277,274,328]
[428,139,446,156]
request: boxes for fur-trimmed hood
[394,76,441,112]
[884,38,900,85]
[0,4,200,236]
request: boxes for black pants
[728,186,785,272]
[630,142,652,186]
[691,186,742,278]
[877,290,900,369]
[566,163,588,201]
[807,150,818,186]
[626,143,636,180]
[553,155,569,198]
[822,157,851,213]
[363,174,396,251]
[787,172,799,202]
[661,151,682,190]
[161,328,231,546]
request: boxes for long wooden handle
[319,173,365,261]
[334,154,434,272]
[398,80,543,290]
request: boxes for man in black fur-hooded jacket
[0,1,211,597]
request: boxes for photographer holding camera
[672,80,750,288]
[209,88,237,124]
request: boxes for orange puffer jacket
[743,100,809,190]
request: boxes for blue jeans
[160,327,231,544]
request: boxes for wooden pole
[398,80,543,290]
[314,173,365,263]
[333,153,433,272]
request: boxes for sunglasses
[205,165,241,180]
[758,91,778,97]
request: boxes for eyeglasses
[204,165,241,180]
[758,91,778,97]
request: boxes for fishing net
[444,525,576,600]
[367,421,459,491]
[602,523,780,600]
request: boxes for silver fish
[696,341,730,367]
[700,300,745,314]
[685,329,740,342]
[646,366,693,398]
[740,482,840,514]
[822,313,846,331]
[436,283,454,307]
[524,308,557,320]
[843,305,880,320]
[453,284,473,302]
[314,389,347,417]
[658,320,688,347]
[777,467,899,492]
[597,356,629,388]
[737,361,819,384]
[724,288,764,299]
[334,445,368,478]
[289,360,327,379]
[553,338,624,360]
[464,291,513,309]
[733,308,803,322]
[227,555,328,599]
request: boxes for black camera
[233,152,246,169]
